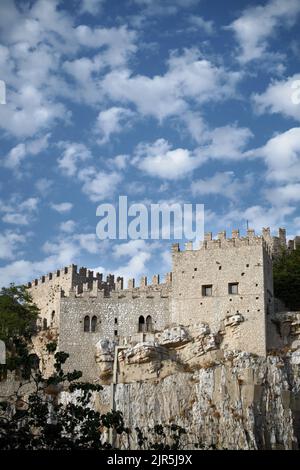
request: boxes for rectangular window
[228,282,239,295]
[202,285,213,297]
[114,330,118,336]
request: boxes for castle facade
[27,228,297,381]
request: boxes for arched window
[43,318,47,330]
[91,316,97,332]
[146,315,153,332]
[138,315,145,332]
[84,315,90,332]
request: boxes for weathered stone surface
[157,326,190,347]
[107,353,300,450]
[95,339,115,378]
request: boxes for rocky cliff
[110,351,300,449]
[93,322,300,450]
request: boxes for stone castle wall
[26,227,300,379]
[59,283,171,381]
[171,230,273,356]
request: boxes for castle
[26,227,300,382]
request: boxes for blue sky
[0,0,300,287]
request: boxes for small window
[115,318,118,324]
[43,318,47,330]
[51,310,55,320]
[114,330,118,336]
[202,285,212,297]
[146,315,153,332]
[194,268,197,271]
[228,283,239,295]
[138,315,145,332]
[91,316,97,332]
[84,315,90,332]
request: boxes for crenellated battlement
[64,272,172,299]
[27,261,172,299]
[171,227,289,258]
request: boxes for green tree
[0,284,38,343]
[273,246,300,310]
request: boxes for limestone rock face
[95,339,115,378]
[121,342,161,365]
[110,352,300,450]
[158,326,190,347]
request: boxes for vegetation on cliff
[273,246,300,310]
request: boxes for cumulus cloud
[59,220,76,233]
[133,138,199,180]
[0,230,27,260]
[187,15,215,35]
[133,125,252,180]
[191,172,254,200]
[0,197,39,226]
[78,167,122,201]
[252,74,300,121]
[57,142,92,177]
[228,0,300,63]
[247,127,300,183]
[80,0,106,15]
[102,48,241,122]
[50,202,73,214]
[3,133,50,169]
[95,107,134,144]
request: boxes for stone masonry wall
[59,286,171,381]
[171,231,271,356]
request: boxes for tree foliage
[0,284,38,343]
[273,246,300,311]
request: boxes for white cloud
[252,74,300,122]
[95,107,134,144]
[75,24,137,68]
[102,48,241,121]
[73,233,101,254]
[107,154,130,171]
[59,220,76,233]
[80,0,106,15]
[192,172,253,199]
[265,184,300,205]
[188,15,215,35]
[0,228,106,286]
[112,240,149,258]
[0,85,68,138]
[3,133,50,169]
[228,0,300,63]
[57,142,92,177]
[0,197,39,226]
[111,239,157,283]
[0,230,26,260]
[133,125,252,180]
[50,202,73,213]
[198,125,253,160]
[248,127,300,183]
[133,138,199,180]
[206,204,295,234]
[78,167,122,201]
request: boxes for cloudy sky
[0,0,300,286]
